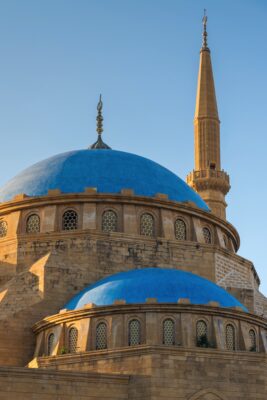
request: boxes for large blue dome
[64,268,247,311]
[0,149,209,210]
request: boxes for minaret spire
[187,14,230,220]
[90,94,111,149]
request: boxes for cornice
[32,303,267,334]
[36,344,267,366]
[0,365,129,383]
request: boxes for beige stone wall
[0,366,129,399]
[215,253,267,314]
[254,289,267,318]
[0,229,264,366]
[215,253,254,290]
[0,194,264,368]
[34,346,267,400]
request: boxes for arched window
[225,324,235,350]
[249,329,256,352]
[0,220,7,238]
[62,210,78,231]
[26,214,40,233]
[128,319,141,346]
[102,210,118,233]
[163,319,175,346]
[96,322,107,350]
[196,320,208,347]
[140,213,155,237]
[175,219,186,240]
[68,327,78,353]
[203,227,211,244]
[47,333,55,356]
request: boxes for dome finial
[90,94,111,149]
[202,9,209,50]
[96,94,103,135]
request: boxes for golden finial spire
[202,9,209,50]
[90,94,111,149]
[96,94,103,135]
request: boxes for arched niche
[189,389,226,400]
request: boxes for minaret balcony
[186,169,230,195]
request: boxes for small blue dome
[64,268,247,311]
[0,149,209,210]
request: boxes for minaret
[186,13,230,220]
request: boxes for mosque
[0,16,266,400]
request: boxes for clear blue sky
[0,1,266,293]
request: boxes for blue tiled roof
[0,149,209,210]
[64,268,247,311]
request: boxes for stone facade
[0,192,265,400]
[29,348,267,400]
[0,367,129,399]
[0,193,265,368]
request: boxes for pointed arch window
[47,333,55,356]
[128,319,141,346]
[225,324,235,350]
[26,214,40,233]
[102,210,118,233]
[196,320,208,347]
[203,227,211,244]
[62,210,78,231]
[175,219,186,240]
[140,213,155,237]
[68,327,78,353]
[96,322,107,350]
[163,319,175,346]
[249,329,256,352]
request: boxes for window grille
[47,333,55,356]
[96,322,107,350]
[129,319,141,346]
[140,213,155,237]
[196,320,208,346]
[0,221,7,238]
[62,210,78,230]
[175,219,186,240]
[102,210,118,233]
[68,327,78,353]
[203,227,211,244]
[249,329,256,351]
[26,214,40,233]
[163,319,175,345]
[225,324,235,350]
[223,235,228,248]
